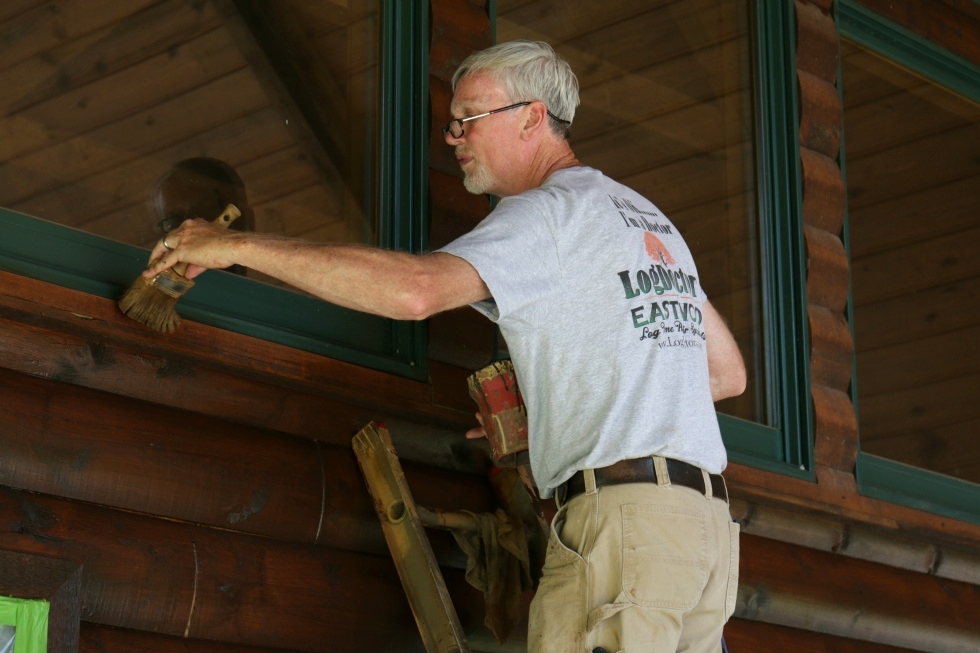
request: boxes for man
[146,41,746,653]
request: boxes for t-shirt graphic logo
[644,231,675,266]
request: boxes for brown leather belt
[556,457,728,504]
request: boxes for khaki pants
[528,472,739,653]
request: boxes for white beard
[462,159,495,195]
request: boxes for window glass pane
[843,39,980,483]
[0,0,379,291]
[497,0,765,424]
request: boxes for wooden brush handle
[172,203,242,277]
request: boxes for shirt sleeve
[437,195,561,328]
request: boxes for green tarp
[0,596,48,653]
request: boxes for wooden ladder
[353,421,547,653]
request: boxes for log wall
[1,1,979,652]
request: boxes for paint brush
[118,203,241,333]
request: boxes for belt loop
[584,468,598,494]
[653,456,670,487]
[702,469,713,499]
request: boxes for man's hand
[145,218,244,280]
[466,411,487,439]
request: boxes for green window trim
[839,0,980,525]
[839,1,980,103]
[0,1,430,381]
[857,453,980,526]
[746,0,813,477]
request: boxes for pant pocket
[621,503,708,611]
[725,520,741,620]
[528,507,588,653]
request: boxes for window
[493,0,811,472]
[840,1,980,523]
[0,0,428,378]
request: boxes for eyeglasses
[442,102,530,139]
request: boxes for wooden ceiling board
[0,0,226,116]
[0,0,160,70]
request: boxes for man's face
[447,74,523,196]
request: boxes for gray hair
[452,40,580,139]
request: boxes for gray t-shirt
[439,166,727,497]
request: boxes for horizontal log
[808,305,853,392]
[0,365,494,550]
[0,486,484,653]
[730,497,980,586]
[736,533,980,651]
[811,384,858,472]
[725,616,933,653]
[726,459,980,552]
[80,622,299,653]
[798,70,842,158]
[0,270,476,436]
[800,146,845,235]
[795,0,839,83]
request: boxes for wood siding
[1,1,979,652]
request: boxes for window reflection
[0,0,379,285]
[844,40,980,483]
[497,0,765,424]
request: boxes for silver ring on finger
[162,235,175,251]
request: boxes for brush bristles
[118,270,194,333]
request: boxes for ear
[520,101,549,140]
